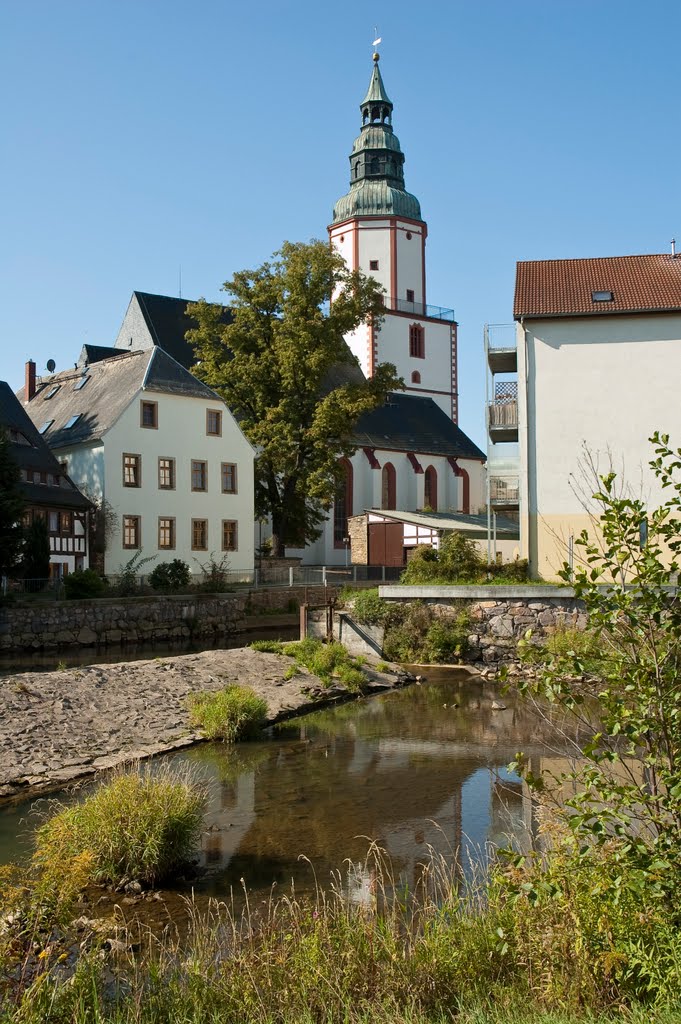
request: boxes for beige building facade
[513,252,681,579]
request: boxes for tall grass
[187,685,268,741]
[2,831,681,1021]
[32,762,206,886]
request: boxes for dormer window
[38,420,54,434]
[592,290,614,302]
[44,385,60,400]
[74,375,89,391]
[65,414,81,429]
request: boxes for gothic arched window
[333,459,353,547]
[411,371,421,384]
[381,463,396,510]
[424,466,438,511]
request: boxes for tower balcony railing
[382,296,456,321]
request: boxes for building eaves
[514,253,681,319]
[353,393,486,461]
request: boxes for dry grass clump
[32,762,206,887]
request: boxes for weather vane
[372,27,381,59]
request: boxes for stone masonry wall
[379,586,587,667]
[0,586,340,653]
[464,596,586,667]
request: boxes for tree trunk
[270,508,287,558]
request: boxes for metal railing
[489,477,519,500]
[382,296,456,321]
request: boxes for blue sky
[3,0,680,447]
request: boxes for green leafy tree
[0,427,25,578]
[515,432,681,913]
[187,239,402,556]
[22,516,50,583]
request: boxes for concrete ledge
[378,585,576,600]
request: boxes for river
[0,667,581,903]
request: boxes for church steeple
[332,54,422,224]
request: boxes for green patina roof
[361,58,392,105]
[331,55,423,226]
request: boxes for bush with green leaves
[62,568,106,600]
[514,431,681,923]
[281,637,368,691]
[382,601,470,663]
[116,550,155,595]
[148,558,191,592]
[400,532,532,585]
[195,552,232,592]
[339,586,389,625]
[188,685,268,741]
[32,763,206,886]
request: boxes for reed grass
[31,762,206,886]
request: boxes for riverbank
[0,647,406,801]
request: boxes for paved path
[0,648,400,800]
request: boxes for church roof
[17,348,221,449]
[514,253,681,318]
[361,58,392,105]
[332,55,422,226]
[353,393,485,461]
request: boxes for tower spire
[331,55,422,225]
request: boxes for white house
[513,250,681,578]
[19,346,255,578]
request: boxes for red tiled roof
[514,254,681,318]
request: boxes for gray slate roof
[0,381,91,510]
[17,348,221,449]
[354,393,486,461]
[133,291,232,369]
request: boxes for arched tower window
[362,107,369,124]
[370,157,379,175]
[354,161,360,178]
[333,459,353,547]
[424,466,438,511]
[381,463,396,510]
[409,324,425,359]
[411,371,421,384]
[371,105,380,122]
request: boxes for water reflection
[0,670,583,904]
[169,668,583,901]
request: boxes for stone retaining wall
[0,585,340,653]
[379,585,586,666]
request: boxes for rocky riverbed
[0,647,405,800]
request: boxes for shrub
[519,624,601,674]
[63,568,106,600]
[383,602,470,663]
[342,587,389,626]
[148,558,191,592]
[282,638,369,690]
[32,764,206,886]
[249,639,285,654]
[188,685,268,742]
[116,550,155,595]
[194,552,231,592]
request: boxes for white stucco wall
[375,314,454,417]
[287,449,486,566]
[518,312,681,577]
[395,220,425,304]
[56,391,255,577]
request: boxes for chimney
[25,359,36,402]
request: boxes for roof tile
[514,253,681,318]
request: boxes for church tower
[329,53,458,421]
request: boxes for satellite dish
[46,359,56,373]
